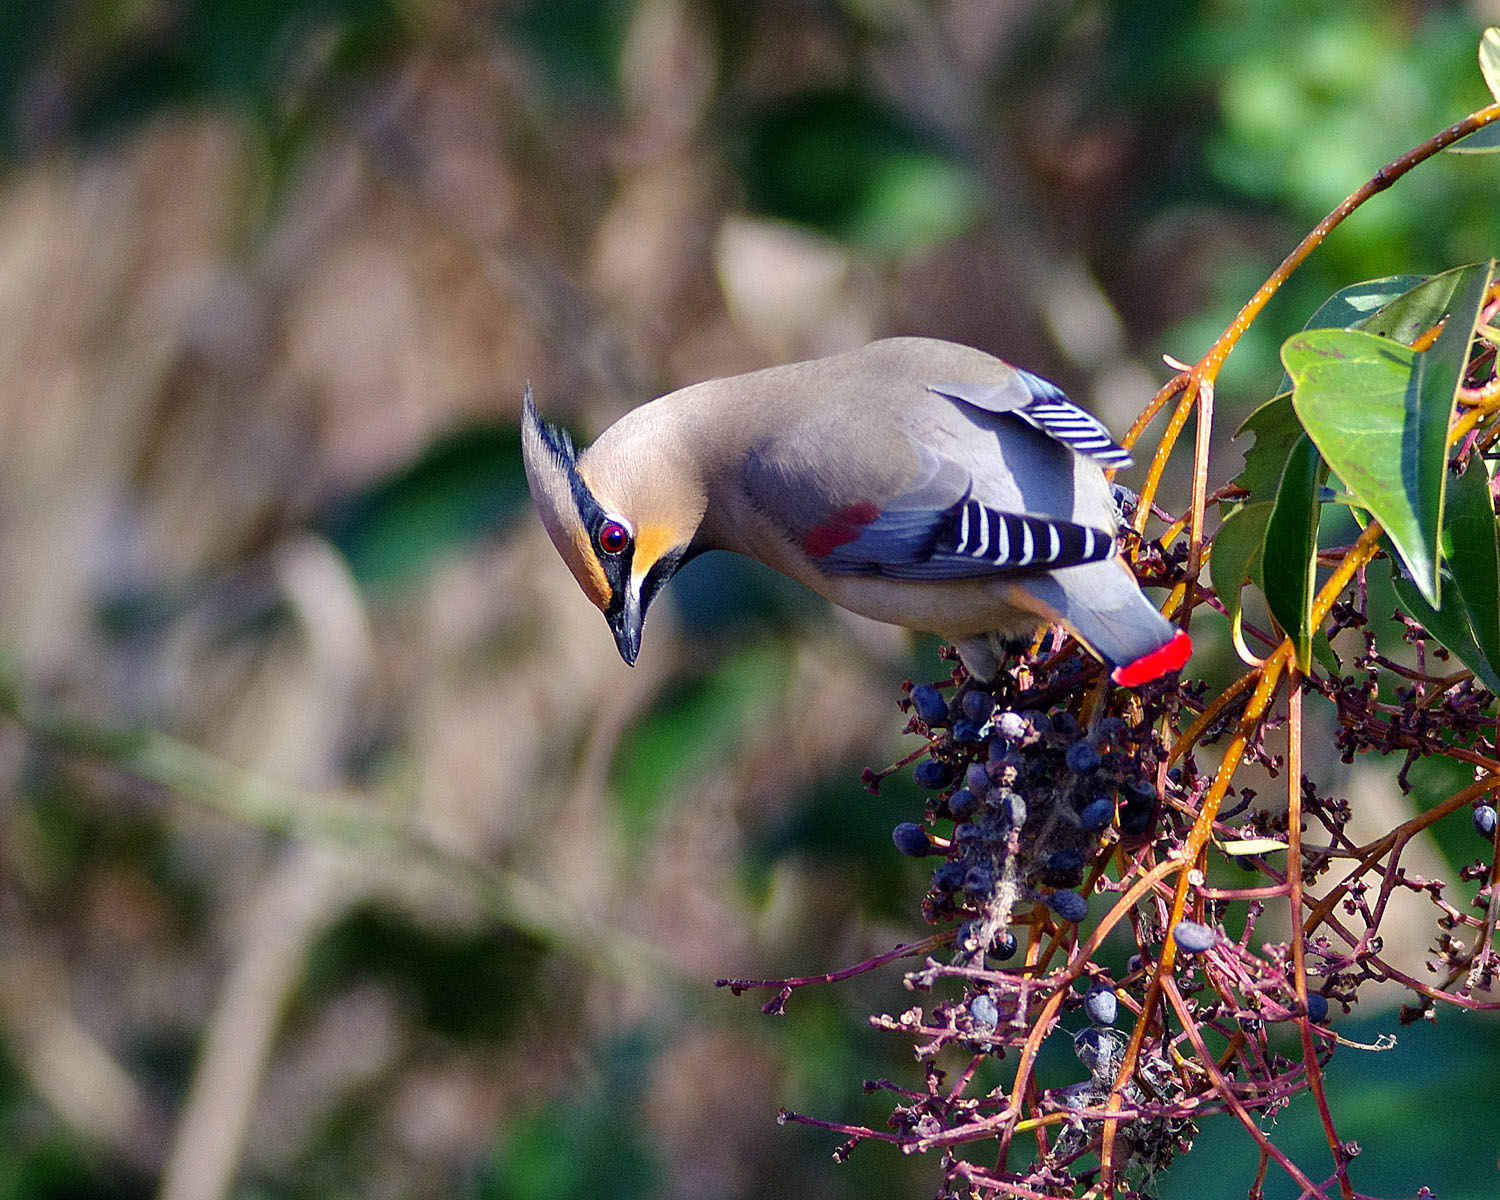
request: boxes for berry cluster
[895,681,1163,962]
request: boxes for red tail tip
[1110,629,1192,688]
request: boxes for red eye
[598,520,631,555]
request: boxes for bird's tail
[1008,560,1190,685]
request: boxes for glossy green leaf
[1481,27,1500,103]
[1380,459,1500,693]
[1262,434,1324,671]
[1273,276,1428,394]
[1301,275,1429,334]
[1209,501,1271,652]
[1358,264,1482,344]
[1284,332,1430,599]
[1231,393,1304,504]
[1282,260,1491,608]
[1310,627,1341,675]
[1440,458,1500,688]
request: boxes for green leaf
[1209,501,1272,651]
[1231,393,1304,504]
[1358,264,1481,344]
[1301,275,1430,334]
[1262,434,1324,671]
[1311,626,1342,674]
[1482,27,1500,103]
[1272,276,1428,394]
[1440,457,1500,689]
[1282,259,1491,608]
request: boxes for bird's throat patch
[631,521,681,582]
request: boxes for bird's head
[520,387,704,665]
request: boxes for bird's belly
[808,571,1048,640]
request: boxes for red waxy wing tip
[801,502,880,557]
[1110,628,1192,688]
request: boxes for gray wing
[929,368,1134,469]
[742,438,1117,581]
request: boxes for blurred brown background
[3,2,1500,1198]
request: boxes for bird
[520,337,1190,686]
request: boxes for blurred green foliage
[0,0,407,156]
[736,88,984,254]
[475,1034,661,1200]
[1161,1011,1500,1200]
[0,1045,153,1200]
[300,903,546,1042]
[321,426,530,594]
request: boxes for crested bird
[521,337,1190,686]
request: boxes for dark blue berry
[931,861,967,892]
[1079,796,1115,832]
[1051,711,1081,737]
[913,759,954,789]
[1048,849,1084,873]
[1475,805,1498,839]
[987,736,1012,762]
[1305,993,1329,1023]
[910,684,949,725]
[892,822,933,857]
[960,690,995,723]
[952,821,982,845]
[1065,740,1100,773]
[1172,919,1217,954]
[1084,984,1118,1027]
[951,718,984,744]
[969,993,1000,1030]
[964,762,989,794]
[1119,801,1154,837]
[963,865,996,895]
[1095,716,1127,743]
[947,788,979,819]
[1047,890,1089,923]
[1039,849,1085,887]
[1127,778,1158,805]
[991,930,1018,960]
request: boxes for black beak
[604,548,686,667]
[607,587,643,666]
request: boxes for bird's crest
[520,386,612,611]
